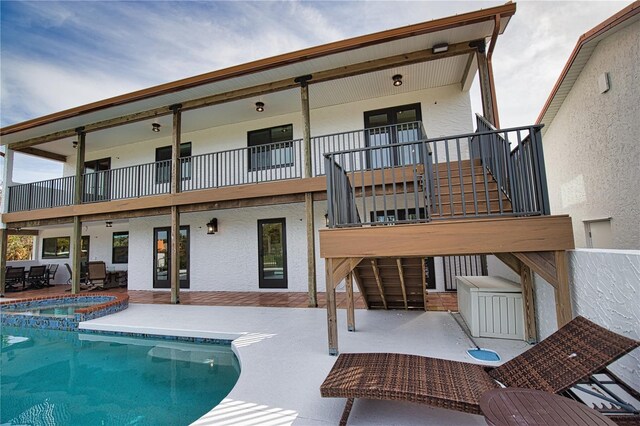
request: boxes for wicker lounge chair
[320,316,639,425]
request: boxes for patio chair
[46,264,59,286]
[5,266,26,291]
[320,316,639,425]
[26,265,48,289]
[64,263,88,289]
[87,261,109,290]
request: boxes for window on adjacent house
[112,232,129,264]
[42,237,71,259]
[248,124,294,170]
[155,142,192,184]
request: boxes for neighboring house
[537,1,640,250]
[0,4,576,352]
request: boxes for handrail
[312,121,426,176]
[324,123,549,228]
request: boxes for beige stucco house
[537,2,639,250]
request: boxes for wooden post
[421,258,428,311]
[71,128,86,294]
[325,258,338,355]
[170,104,182,305]
[473,40,496,126]
[519,263,537,343]
[297,75,317,307]
[345,272,355,332]
[554,250,572,327]
[0,228,7,297]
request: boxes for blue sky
[0,0,631,183]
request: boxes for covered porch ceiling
[1,3,514,159]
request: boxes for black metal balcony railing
[311,121,426,176]
[325,122,549,228]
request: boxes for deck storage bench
[456,276,524,340]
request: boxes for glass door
[257,218,287,288]
[153,226,189,288]
[364,103,423,168]
[84,157,111,202]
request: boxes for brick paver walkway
[2,285,457,311]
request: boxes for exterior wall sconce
[324,212,329,227]
[432,43,449,54]
[152,122,161,132]
[106,221,113,228]
[392,74,403,87]
[255,102,265,112]
[207,218,218,234]
[72,140,78,149]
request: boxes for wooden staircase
[353,257,428,310]
[428,159,512,217]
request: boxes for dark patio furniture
[64,263,88,288]
[26,265,48,289]
[46,264,59,286]
[87,261,109,290]
[479,388,617,425]
[320,316,639,425]
[5,266,26,291]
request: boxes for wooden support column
[345,272,355,332]
[519,263,537,343]
[396,259,408,310]
[421,258,428,311]
[473,40,496,126]
[170,104,182,305]
[71,128,86,294]
[325,258,339,355]
[554,250,572,327]
[296,74,317,307]
[370,259,387,309]
[0,228,7,297]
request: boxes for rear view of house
[1,3,576,355]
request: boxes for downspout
[487,14,501,129]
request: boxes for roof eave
[536,1,639,126]
[1,2,516,137]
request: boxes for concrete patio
[81,303,528,425]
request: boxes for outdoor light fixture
[72,140,78,149]
[392,74,403,87]
[206,218,218,234]
[106,221,113,228]
[432,43,449,54]
[255,102,265,112]
[152,122,161,132]
[324,212,329,227]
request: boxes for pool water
[467,348,501,362]
[1,326,240,425]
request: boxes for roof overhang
[536,1,639,132]
[0,2,515,156]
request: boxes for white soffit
[3,16,510,146]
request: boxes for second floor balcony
[5,117,550,225]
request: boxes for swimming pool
[1,326,240,425]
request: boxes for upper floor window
[248,125,294,170]
[155,142,192,184]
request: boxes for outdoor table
[479,388,617,426]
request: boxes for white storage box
[456,276,524,340]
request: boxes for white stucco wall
[62,83,473,175]
[534,249,640,391]
[541,22,640,249]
